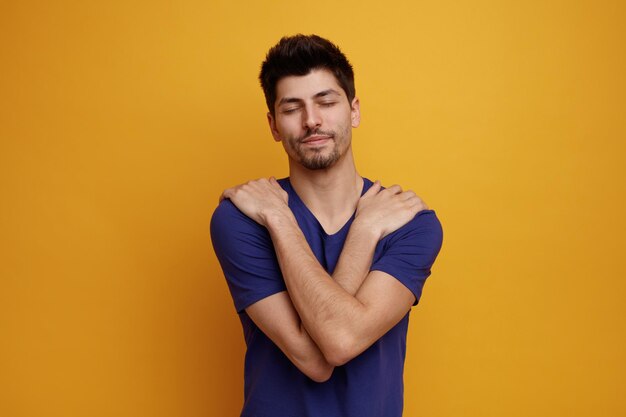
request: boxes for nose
[303,105,322,130]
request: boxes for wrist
[263,206,298,230]
[351,217,383,241]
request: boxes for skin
[221,69,429,381]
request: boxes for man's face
[268,69,360,170]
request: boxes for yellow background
[1,1,625,416]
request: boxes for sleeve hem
[369,266,425,306]
[235,287,288,314]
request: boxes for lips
[301,135,333,145]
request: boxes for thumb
[361,180,382,198]
[269,176,282,191]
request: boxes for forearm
[267,213,378,372]
[331,221,379,294]
[290,321,334,382]
[266,212,371,365]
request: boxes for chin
[300,154,341,170]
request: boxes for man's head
[259,35,360,171]
[260,34,355,116]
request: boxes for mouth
[301,134,333,146]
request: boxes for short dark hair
[259,34,355,115]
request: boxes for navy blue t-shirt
[210,177,443,417]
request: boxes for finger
[398,190,416,201]
[408,197,429,211]
[267,177,283,194]
[220,188,233,202]
[269,176,283,191]
[362,180,382,197]
[385,184,402,195]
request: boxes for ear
[267,112,282,142]
[350,97,361,128]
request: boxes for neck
[288,148,363,234]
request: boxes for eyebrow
[277,89,342,106]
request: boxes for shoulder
[384,209,444,253]
[210,199,269,247]
[211,198,257,229]
[211,177,292,226]
[409,209,443,235]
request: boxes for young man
[211,34,443,417]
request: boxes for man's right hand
[354,181,429,240]
[220,177,292,228]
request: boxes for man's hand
[354,181,429,240]
[220,177,291,227]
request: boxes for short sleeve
[210,199,286,313]
[370,210,443,305]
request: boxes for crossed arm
[244,217,382,382]
[221,178,428,381]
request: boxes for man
[211,34,443,417]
